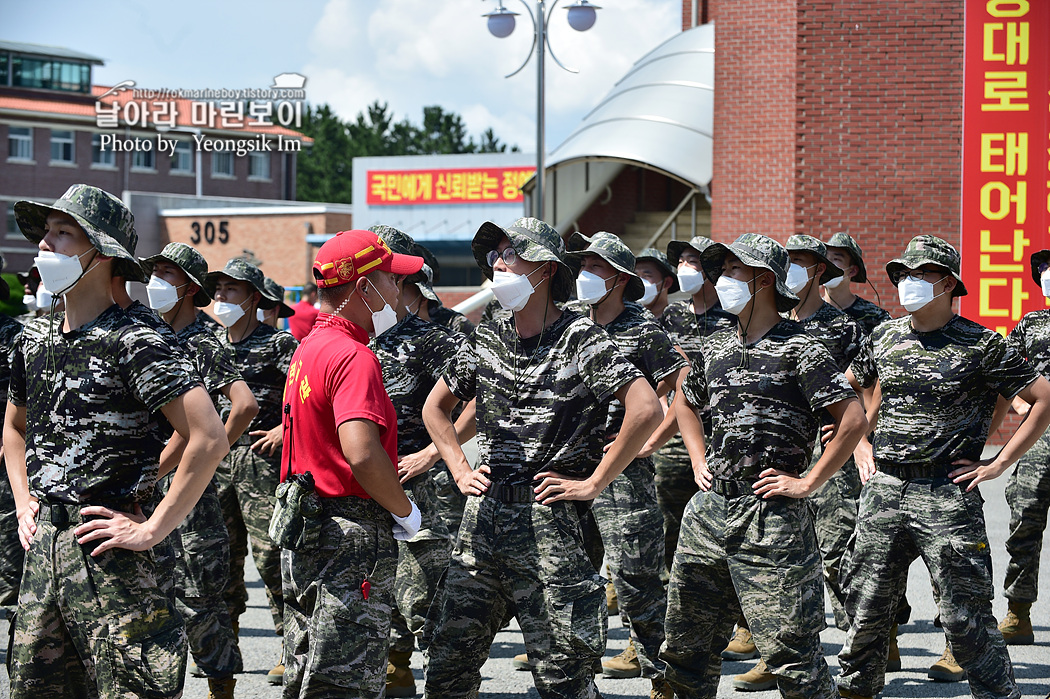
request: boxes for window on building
[212,152,234,177]
[171,140,193,173]
[10,55,90,93]
[132,149,155,170]
[0,53,8,86]
[6,205,22,240]
[91,133,115,167]
[8,127,32,161]
[50,130,75,163]
[248,151,270,179]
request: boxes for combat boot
[722,617,759,660]
[650,678,674,698]
[602,639,641,678]
[513,653,530,670]
[190,662,205,678]
[386,650,416,698]
[998,602,1035,645]
[267,663,285,685]
[606,580,619,615]
[206,676,236,699]
[886,623,901,672]
[928,643,965,682]
[732,659,777,691]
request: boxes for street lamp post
[483,0,600,219]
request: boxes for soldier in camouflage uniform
[995,248,1050,646]
[838,235,1050,699]
[662,233,867,699]
[822,233,891,336]
[205,258,298,680]
[422,217,662,699]
[144,242,262,697]
[4,184,229,698]
[414,242,476,336]
[566,232,688,697]
[634,247,679,320]
[259,277,296,329]
[0,254,25,614]
[367,226,462,698]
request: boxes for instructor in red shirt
[279,229,424,698]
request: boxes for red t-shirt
[288,300,320,341]
[280,313,398,498]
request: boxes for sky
[6,0,682,152]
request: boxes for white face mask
[213,299,249,327]
[146,276,186,313]
[490,266,545,312]
[34,248,97,296]
[898,276,949,313]
[823,271,845,289]
[677,266,704,295]
[715,274,755,316]
[1040,270,1050,298]
[365,280,398,336]
[22,294,37,311]
[576,270,615,303]
[257,308,268,322]
[786,263,815,294]
[36,287,53,309]
[638,279,659,306]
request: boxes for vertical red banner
[959,0,1050,334]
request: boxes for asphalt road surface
[1,465,1047,698]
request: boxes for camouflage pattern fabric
[0,314,25,607]
[282,497,398,698]
[662,493,835,699]
[430,303,475,336]
[214,322,296,633]
[369,313,459,654]
[1003,309,1050,604]
[10,520,186,698]
[423,498,608,699]
[204,258,278,309]
[851,316,1036,467]
[839,296,891,337]
[479,296,511,324]
[792,301,864,374]
[680,321,855,480]
[177,314,243,402]
[838,473,1019,699]
[430,462,468,540]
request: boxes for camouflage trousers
[215,444,283,634]
[430,460,467,542]
[838,471,1018,699]
[805,442,861,631]
[282,497,397,699]
[423,496,607,699]
[654,435,698,576]
[159,475,242,678]
[390,474,451,655]
[0,471,24,606]
[591,456,667,679]
[661,489,835,699]
[1003,427,1050,605]
[10,511,186,699]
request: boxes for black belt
[711,479,756,499]
[320,495,389,521]
[878,464,950,480]
[36,501,134,528]
[483,482,535,503]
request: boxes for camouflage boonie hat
[635,247,679,293]
[369,225,429,285]
[700,233,800,312]
[825,232,869,284]
[667,236,717,268]
[203,258,278,309]
[472,217,576,303]
[1029,249,1050,287]
[141,242,212,307]
[263,277,295,318]
[885,235,967,297]
[413,243,441,284]
[14,183,146,282]
[566,231,645,302]
[785,234,843,285]
[415,263,440,303]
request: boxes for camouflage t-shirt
[444,310,642,485]
[217,323,298,439]
[430,305,475,337]
[370,314,463,455]
[840,296,892,336]
[681,321,856,479]
[660,299,737,362]
[177,314,243,411]
[9,305,199,505]
[1007,309,1050,379]
[0,314,25,403]
[853,315,1037,467]
[594,302,688,436]
[792,302,864,373]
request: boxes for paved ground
[1,465,1047,697]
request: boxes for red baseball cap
[313,229,424,288]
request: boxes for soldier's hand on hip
[854,438,875,483]
[454,463,491,497]
[692,461,713,491]
[533,471,600,504]
[16,498,39,550]
[398,446,440,483]
[250,424,283,456]
[753,468,813,499]
[73,504,153,556]
[949,456,1009,491]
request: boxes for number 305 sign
[190,220,230,245]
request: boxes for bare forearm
[353,458,412,517]
[588,383,661,493]
[224,405,256,445]
[2,423,31,512]
[805,400,867,492]
[995,398,1050,468]
[147,434,228,542]
[157,431,187,479]
[676,398,707,467]
[423,399,471,480]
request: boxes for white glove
[392,501,422,541]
